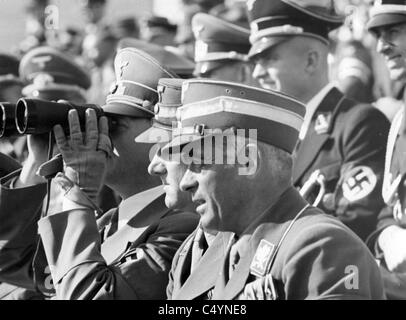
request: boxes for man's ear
[305,50,320,75]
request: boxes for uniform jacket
[0,175,199,300]
[293,86,390,241]
[367,108,406,300]
[0,161,45,300]
[167,229,232,300]
[0,170,46,292]
[37,192,199,300]
[210,187,385,300]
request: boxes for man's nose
[179,169,197,193]
[377,36,393,55]
[148,155,166,176]
[252,62,266,80]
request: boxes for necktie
[190,228,208,273]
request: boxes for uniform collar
[238,186,308,238]
[118,185,164,229]
[299,83,335,140]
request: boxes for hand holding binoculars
[0,99,105,138]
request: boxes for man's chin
[164,195,178,210]
[389,69,406,83]
[259,81,277,91]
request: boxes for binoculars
[0,99,105,138]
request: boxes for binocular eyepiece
[0,102,17,138]
[0,99,105,138]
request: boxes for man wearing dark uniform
[249,0,390,241]
[366,0,406,300]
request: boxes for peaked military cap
[0,54,21,86]
[165,79,305,154]
[20,46,91,100]
[192,13,251,76]
[368,0,406,33]
[135,78,185,144]
[103,47,178,118]
[118,38,195,78]
[247,0,344,59]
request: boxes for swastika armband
[342,166,377,202]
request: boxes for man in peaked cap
[162,79,384,300]
[191,13,258,85]
[365,0,406,299]
[20,46,91,103]
[0,152,43,300]
[0,47,93,300]
[28,48,199,300]
[118,38,195,78]
[135,78,218,300]
[249,0,390,242]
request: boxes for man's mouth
[193,198,206,215]
[386,55,402,65]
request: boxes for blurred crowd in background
[0,0,401,108]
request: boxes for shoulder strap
[267,204,310,273]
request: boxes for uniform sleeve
[366,206,398,258]
[38,209,198,300]
[0,170,47,289]
[335,106,390,241]
[281,219,385,300]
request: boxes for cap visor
[367,14,406,32]
[248,36,288,59]
[135,126,173,144]
[161,134,205,154]
[102,102,154,118]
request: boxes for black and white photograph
[0,0,405,310]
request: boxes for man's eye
[389,28,399,37]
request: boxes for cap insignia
[119,60,130,78]
[32,55,52,69]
